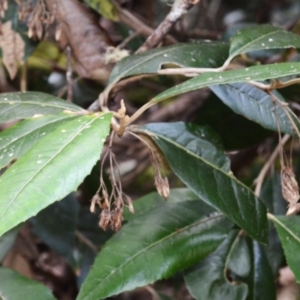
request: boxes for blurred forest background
[1,0,300,299]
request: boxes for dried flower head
[101,189,109,209]
[25,0,55,40]
[155,175,170,200]
[111,208,123,231]
[89,142,134,231]
[90,194,101,213]
[124,195,134,213]
[99,209,111,231]
[281,166,300,215]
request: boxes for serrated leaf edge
[82,213,225,300]
[268,213,300,243]
[0,115,104,219]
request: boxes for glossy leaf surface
[0,114,78,169]
[210,83,299,135]
[260,174,285,276]
[77,200,233,300]
[0,267,56,300]
[194,94,272,150]
[108,41,229,85]
[227,234,251,278]
[245,240,276,300]
[140,122,230,171]
[152,62,300,105]
[229,24,300,59]
[270,214,300,282]
[0,113,112,237]
[184,230,248,300]
[0,92,84,122]
[123,187,198,221]
[139,122,268,243]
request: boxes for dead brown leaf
[0,20,25,79]
[45,0,114,82]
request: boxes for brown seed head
[281,166,300,215]
[111,209,123,231]
[99,209,111,231]
[155,175,170,200]
[90,194,101,213]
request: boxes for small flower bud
[90,194,101,213]
[111,209,123,231]
[155,175,169,200]
[99,209,110,231]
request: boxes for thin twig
[75,230,98,253]
[136,0,200,53]
[144,286,160,300]
[56,76,80,99]
[270,92,300,138]
[117,31,141,49]
[157,54,234,76]
[112,0,177,45]
[254,134,290,196]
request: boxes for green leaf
[0,227,19,262]
[245,240,276,300]
[269,214,300,283]
[152,62,300,104]
[0,113,112,237]
[108,41,229,85]
[260,174,285,276]
[210,83,299,135]
[194,93,272,150]
[184,230,248,300]
[77,200,233,300]
[141,122,230,171]
[229,24,300,60]
[263,225,284,279]
[0,114,79,169]
[123,187,198,221]
[227,234,251,278]
[260,173,287,215]
[139,123,268,243]
[31,193,79,264]
[0,92,84,122]
[0,267,56,300]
